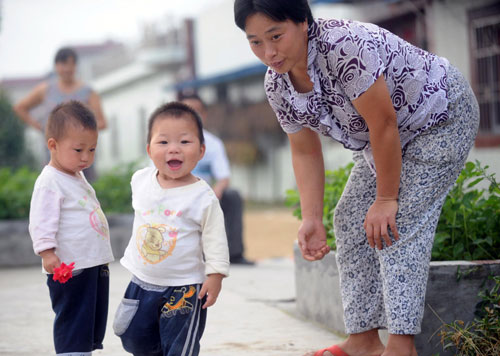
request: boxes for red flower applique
[53,262,75,283]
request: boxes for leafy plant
[437,275,500,355]
[285,160,500,261]
[432,161,500,261]
[92,163,137,214]
[0,166,38,219]
[285,162,353,250]
[0,163,138,220]
[0,90,36,169]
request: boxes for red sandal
[314,345,350,356]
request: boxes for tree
[0,90,35,168]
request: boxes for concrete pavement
[0,258,344,356]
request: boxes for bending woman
[234,1,479,356]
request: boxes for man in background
[181,94,254,265]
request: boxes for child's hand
[199,273,224,309]
[40,249,60,274]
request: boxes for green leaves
[0,163,138,219]
[0,90,35,169]
[92,163,137,214]
[285,160,499,261]
[0,167,38,219]
[285,162,353,250]
[432,161,500,261]
[439,276,500,355]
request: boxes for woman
[14,47,107,181]
[234,1,479,356]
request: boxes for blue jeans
[114,277,206,356]
[46,264,110,355]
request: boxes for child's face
[48,123,98,176]
[147,115,205,188]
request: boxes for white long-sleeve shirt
[120,167,230,286]
[29,165,114,272]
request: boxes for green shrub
[438,275,500,355]
[0,90,36,169]
[285,162,353,250]
[0,163,138,220]
[433,161,500,261]
[285,161,500,261]
[0,167,38,219]
[92,163,136,214]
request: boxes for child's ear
[47,138,57,151]
[146,144,151,158]
[199,143,206,160]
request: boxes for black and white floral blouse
[265,18,450,173]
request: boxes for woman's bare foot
[381,334,416,356]
[304,329,385,356]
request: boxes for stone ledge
[294,243,500,356]
[0,214,133,267]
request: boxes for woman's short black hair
[54,47,78,64]
[234,0,314,31]
[147,102,205,145]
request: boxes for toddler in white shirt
[114,102,229,356]
[29,100,114,355]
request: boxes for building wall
[195,0,257,78]
[94,71,175,172]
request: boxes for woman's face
[55,57,77,83]
[244,12,308,74]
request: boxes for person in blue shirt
[181,93,254,265]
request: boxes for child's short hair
[148,102,205,145]
[46,100,97,141]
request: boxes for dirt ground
[242,207,301,261]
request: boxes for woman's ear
[302,19,308,32]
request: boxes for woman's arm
[13,82,47,131]
[88,91,107,130]
[288,127,330,261]
[352,75,401,250]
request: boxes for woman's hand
[298,218,330,261]
[363,198,399,250]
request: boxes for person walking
[181,93,254,265]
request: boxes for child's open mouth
[168,159,183,170]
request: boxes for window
[469,3,500,145]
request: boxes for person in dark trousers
[181,94,254,265]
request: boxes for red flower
[53,262,75,283]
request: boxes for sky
[0,0,222,80]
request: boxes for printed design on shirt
[136,223,178,264]
[161,286,196,318]
[89,206,109,239]
[78,195,88,207]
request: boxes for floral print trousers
[334,66,479,335]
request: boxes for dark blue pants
[46,264,110,355]
[114,278,206,356]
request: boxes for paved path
[0,258,344,355]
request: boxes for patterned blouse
[265,18,450,173]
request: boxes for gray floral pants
[333,66,479,335]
